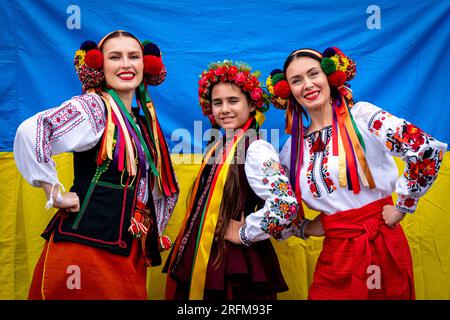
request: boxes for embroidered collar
[305,126,332,153]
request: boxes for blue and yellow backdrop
[0,0,449,299]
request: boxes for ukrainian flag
[0,0,449,299]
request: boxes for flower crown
[266,47,356,109]
[198,60,269,121]
[320,47,356,87]
[266,68,291,109]
[74,38,167,92]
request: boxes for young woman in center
[164,60,309,300]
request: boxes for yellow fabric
[190,132,250,300]
[343,104,376,189]
[101,92,137,176]
[1,151,449,300]
[189,149,231,299]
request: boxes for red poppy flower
[214,66,227,76]
[268,224,282,235]
[409,162,420,180]
[410,135,424,151]
[228,66,238,75]
[373,120,383,130]
[251,87,263,101]
[198,76,207,87]
[234,72,247,85]
[406,124,422,136]
[421,159,436,176]
[404,198,415,207]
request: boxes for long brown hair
[211,122,258,269]
[206,81,258,268]
[212,162,245,268]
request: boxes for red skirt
[309,196,415,300]
[28,234,148,300]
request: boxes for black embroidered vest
[42,115,161,264]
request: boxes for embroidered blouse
[239,139,298,245]
[279,101,447,215]
[13,93,173,232]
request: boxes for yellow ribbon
[338,128,347,187]
[101,92,136,176]
[188,112,265,300]
[189,137,241,300]
[146,100,163,190]
[343,108,376,189]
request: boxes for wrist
[298,218,311,240]
[44,183,64,209]
[395,204,414,214]
[239,225,252,246]
[395,195,418,214]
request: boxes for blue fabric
[1,0,449,152]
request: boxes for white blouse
[13,93,173,233]
[279,101,447,215]
[239,139,298,245]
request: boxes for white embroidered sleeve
[279,136,292,173]
[354,102,448,213]
[13,93,106,187]
[239,139,298,245]
[151,179,179,236]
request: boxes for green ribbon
[348,105,366,152]
[105,88,158,176]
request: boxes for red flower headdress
[198,60,269,123]
[74,32,167,92]
[266,47,375,223]
[266,47,357,110]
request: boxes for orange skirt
[309,197,415,300]
[28,234,148,300]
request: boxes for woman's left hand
[381,205,406,228]
[224,212,245,245]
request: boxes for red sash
[309,196,415,300]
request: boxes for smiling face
[102,35,144,96]
[211,82,256,130]
[285,56,331,112]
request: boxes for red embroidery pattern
[397,195,418,210]
[305,126,335,198]
[260,159,297,239]
[75,94,105,135]
[368,110,444,213]
[137,176,147,202]
[368,110,391,137]
[35,103,82,162]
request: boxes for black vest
[42,115,161,264]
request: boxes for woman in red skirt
[262,47,447,299]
